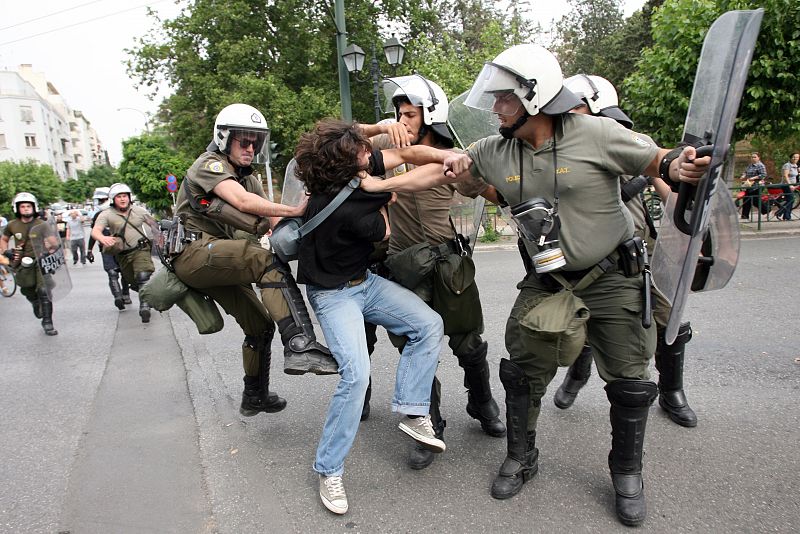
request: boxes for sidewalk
[475,218,800,252]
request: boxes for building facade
[0,65,106,180]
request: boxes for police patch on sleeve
[205,161,225,173]
[631,134,651,148]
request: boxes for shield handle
[673,144,715,235]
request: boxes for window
[24,134,37,147]
[0,133,6,148]
[20,106,34,122]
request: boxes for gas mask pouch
[519,289,590,366]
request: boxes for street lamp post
[342,34,405,123]
[116,107,151,133]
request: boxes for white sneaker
[319,475,348,515]
[398,415,446,453]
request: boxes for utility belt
[539,236,652,328]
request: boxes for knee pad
[605,379,658,408]
[499,358,529,393]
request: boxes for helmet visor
[228,128,269,161]
[464,63,524,115]
[382,76,431,114]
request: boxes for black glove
[87,251,95,263]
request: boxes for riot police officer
[361,44,710,526]
[0,193,58,335]
[360,74,504,470]
[552,74,698,428]
[171,103,337,418]
[90,183,156,323]
[87,189,132,310]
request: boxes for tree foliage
[118,135,193,215]
[553,0,624,78]
[61,165,119,204]
[126,0,534,177]
[622,0,800,146]
[0,161,63,217]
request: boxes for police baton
[641,241,652,329]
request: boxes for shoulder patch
[205,161,225,173]
[631,134,651,148]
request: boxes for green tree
[61,165,120,205]
[622,0,800,146]
[0,161,63,216]
[126,0,525,175]
[554,0,624,77]
[118,135,193,215]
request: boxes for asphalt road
[1,237,798,533]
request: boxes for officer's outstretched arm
[381,145,451,171]
[361,163,453,193]
[214,178,305,218]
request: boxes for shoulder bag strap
[298,177,360,237]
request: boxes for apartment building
[0,65,106,180]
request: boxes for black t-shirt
[297,151,390,288]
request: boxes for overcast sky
[1,0,644,167]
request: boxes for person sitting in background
[774,152,798,221]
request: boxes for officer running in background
[0,193,58,335]
[358,74,504,470]
[90,183,156,323]
[552,74,698,428]
[171,103,337,418]
[361,44,710,526]
[87,189,132,310]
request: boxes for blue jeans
[306,271,444,476]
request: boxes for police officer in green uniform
[359,74,505,470]
[552,74,698,428]
[91,183,156,323]
[361,44,710,526]
[0,193,58,335]
[171,103,337,418]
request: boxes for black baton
[641,241,652,329]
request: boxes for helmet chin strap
[411,124,428,146]
[499,112,530,139]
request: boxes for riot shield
[280,158,307,208]
[28,216,72,302]
[447,90,499,149]
[652,9,763,343]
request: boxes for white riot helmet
[564,74,633,128]
[92,187,110,201]
[210,103,270,160]
[108,182,132,207]
[13,192,39,216]
[464,44,581,118]
[382,74,453,147]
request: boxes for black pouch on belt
[616,236,646,278]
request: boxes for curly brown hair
[293,119,371,195]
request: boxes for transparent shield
[652,9,763,343]
[280,158,307,207]
[28,217,72,302]
[447,90,499,149]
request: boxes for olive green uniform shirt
[176,151,268,239]
[467,113,658,270]
[371,134,487,255]
[4,218,37,258]
[95,206,152,251]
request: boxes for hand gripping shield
[28,214,72,302]
[652,9,764,343]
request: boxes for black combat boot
[408,377,446,470]
[240,332,287,416]
[553,344,593,409]
[121,277,132,304]
[27,295,42,319]
[491,359,538,500]
[39,291,58,336]
[108,269,125,310]
[605,379,658,526]
[135,271,152,323]
[277,317,337,375]
[655,323,697,428]
[360,376,372,421]
[460,341,506,437]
